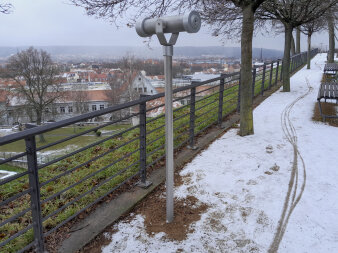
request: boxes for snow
[185,72,220,82]
[0,128,16,137]
[0,170,16,180]
[102,54,338,253]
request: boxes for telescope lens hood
[135,17,151,37]
[183,11,201,33]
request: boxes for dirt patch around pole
[140,187,208,241]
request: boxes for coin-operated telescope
[136,11,201,39]
[135,11,201,224]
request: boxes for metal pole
[188,86,197,149]
[269,62,274,89]
[137,101,152,188]
[25,136,45,252]
[164,45,174,223]
[218,76,225,127]
[275,60,280,86]
[237,72,241,113]
[261,63,266,95]
[252,67,257,99]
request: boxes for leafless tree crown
[259,0,338,28]
[7,47,62,124]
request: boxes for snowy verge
[102,54,338,253]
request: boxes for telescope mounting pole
[156,20,179,223]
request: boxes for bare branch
[0,2,12,14]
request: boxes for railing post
[25,136,45,253]
[275,60,280,86]
[218,75,225,127]
[237,72,241,113]
[261,64,266,95]
[188,86,197,149]
[269,62,274,89]
[137,101,151,188]
[298,55,301,68]
[291,57,294,73]
[280,60,283,81]
[252,67,256,99]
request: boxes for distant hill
[0,46,283,62]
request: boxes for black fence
[0,49,318,252]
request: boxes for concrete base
[136,180,153,189]
[187,145,198,150]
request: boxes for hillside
[0,46,282,62]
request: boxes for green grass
[0,125,129,153]
[0,61,303,252]
[0,164,25,173]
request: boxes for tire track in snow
[268,79,313,252]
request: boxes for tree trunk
[307,34,311,69]
[283,24,293,92]
[296,28,301,54]
[36,111,42,126]
[239,4,254,136]
[36,111,46,143]
[291,34,296,56]
[328,15,335,63]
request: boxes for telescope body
[136,11,201,37]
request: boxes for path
[100,54,338,253]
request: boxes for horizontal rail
[41,149,139,205]
[0,207,32,228]
[38,124,140,170]
[0,223,33,248]
[0,188,31,208]
[0,170,29,186]
[36,112,138,152]
[40,136,139,187]
[0,152,27,165]
[42,159,140,222]
[43,171,139,237]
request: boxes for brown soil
[79,229,114,253]
[312,102,338,127]
[140,188,208,241]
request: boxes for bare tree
[120,54,141,102]
[71,0,269,136]
[7,47,62,127]
[259,0,338,92]
[71,83,89,114]
[107,70,123,105]
[107,70,124,120]
[301,18,325,69]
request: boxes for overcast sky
[0,0,331,51]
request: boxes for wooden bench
[317,82,338,121]
[324,63,338,76]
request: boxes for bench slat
[318,82,338,100]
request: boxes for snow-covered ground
[0,170,16,180]
[102,54,338,253]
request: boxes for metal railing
[0,48,318,252]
